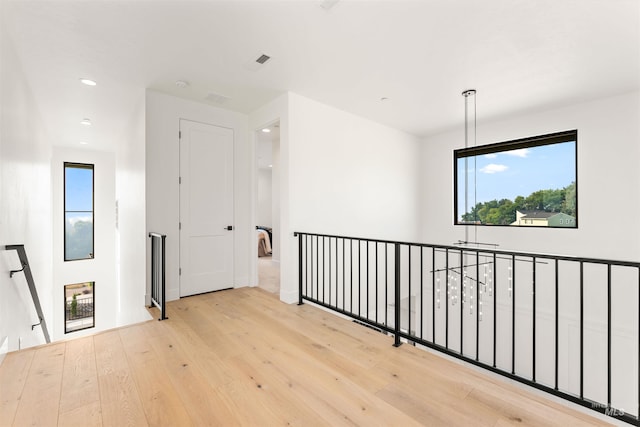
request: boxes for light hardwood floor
[0,287,613,426]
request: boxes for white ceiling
[2,0,638,150]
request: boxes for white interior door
[179,119,234,297]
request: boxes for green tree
[71,293,78,317]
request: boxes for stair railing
[148,233,168,320]
[5,244,51,343]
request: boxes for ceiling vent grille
[255,54,271,64]
[205,92,230,104]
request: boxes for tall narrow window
[64,163,94,260]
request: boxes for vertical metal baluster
[421,246,424,340]
[151,236,155,304]
[358,240,361,317]
[336,237,339,310]
[493,252,497,368]
[316,235,319,301]
[460,249,464,355]
[329,237,332,306]
[409,245,412,337]
[446,249,449,350]
[375,242,379,325]
[580,261,584,400]
[432,248,436,344]
[532,256,536,382]
[555,259,559,390]
[366,241,370,320]
[476,250,480,361]
[350,239,353,313]
[343,238,346,312]
[512,254,516,375]
[385,244,388,327]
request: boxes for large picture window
[64,162,94,260]
[454,130,577,228]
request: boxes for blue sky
[65,167,93,212]
[457,141,576,214]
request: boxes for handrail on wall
[5,244,51,344]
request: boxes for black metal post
[298,233,303,305]
[394,243,402,347]
[607,263,611,408]
[160,235,167,320]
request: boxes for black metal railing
[5,244,51,343]
[294,232,640,425]
[65,296,94,321]
[148,232,168,320]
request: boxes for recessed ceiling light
[268,164,273,168]
[80,118,92,126]
[79,141,89,145]
[80,78,96,86]
[261,128,271,133]
[175,80,189,88]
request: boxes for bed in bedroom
[257,226,273,257]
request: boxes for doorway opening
[256,121,280,294]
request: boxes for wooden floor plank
[94,330,148,427]
[0,349,35,426]
[12,343,65,427]
[118,325,193,426]
[0,288,614,426]
[57,336,101,417]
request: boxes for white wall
[146,91,251,301]
[250,92,421,303]
[115,93,150,326]
[271,137,281,261]
[51,148,117,340]
[257,169,272,227]
[0,27,53,352]
[288,93,421,242]
[421,91,640,260]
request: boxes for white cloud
[480,164,508,174]
[484,153,497,159]
[66,216,92,225]
[505,148,530,158]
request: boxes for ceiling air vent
[244,52,273,71]
[255,54,271,64]
[205,92,230,104]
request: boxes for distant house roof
[517,210,559,219]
